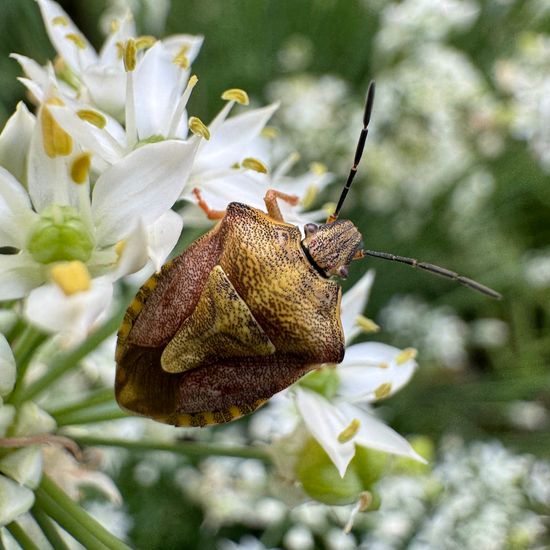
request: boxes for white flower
[0,94,197,340]
[0,475,35,527]
[31,0,202,119]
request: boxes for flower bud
[295,437,364,505]
[12,402,56,437]
[0,474,34,527]
[0,446,42,489]
[26,204,94,264]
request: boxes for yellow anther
[115,41,125,59]
[337,418,361,443]
[51,261,91,296]
[123,38,137,72]
[47,97,65,107]
[221,88,250,105]
[41,105,72,158]
[188,117,210,140]
[110,19,120,33]
[355,314,380,334]
[322,202,337,215]
[374,382,392,399]
[65,33,86,50]
[115,240,126,258]
[188,74,199,87]
[378,362,390,369]
[77,109,107,129]
[135,35,156,50]
[52,16,68,26]
[358,491,373,512]
[231,162,241,169]
[301,186,317,209]
[70,152,92,184]
[261,126,278,139]
[242,157,268,174]
[310,162,328,175]
[173,45,190,69]
[396,347,418,365]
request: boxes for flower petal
[12,402,56,437]
[91,138,199,245]
[146,209,183,273]
[337,342,417,402]
[0,474,34,527]
[340,270,376,344]
[98,12,135,66]
[0,334,16,397]
[161,34,204,65]
[195,104,278,172]
[0,102,36,185]
[81,68,127,120]
[0,446,42,490]
[0,167,38,248]
[0,253,45,300]
[134,42,184,140]
[25,277,113,343]
[113,219,149,279]
[295,387,354,477]
[36,0,98,73]
[341,403,426,463]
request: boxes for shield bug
[115,82,500,427]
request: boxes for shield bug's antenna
[354,249,502,299]
[327,80,376,224]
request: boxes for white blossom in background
[100,0,171,36]
[375,0,479,56]
[361,440,549,549]
[494,32,550,172]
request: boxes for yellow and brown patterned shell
[115,202,344,427]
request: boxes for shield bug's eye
[337,265,349,279]
[304,223,319,236]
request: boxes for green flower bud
[390,436,433,476]
[295,438,364,505]
[27,204,94,264]
[0,474,35,527]
[12,402,56,437]
[299,367,340,400]
[353,445,389,489]
[0,446,42,489]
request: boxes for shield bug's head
[301,220,362,279]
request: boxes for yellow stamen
[123,38,137,72]
[322,201,337,216]
[374,382,392,399]
[310,162,328,175]
[396,347,418,365]
[110,19,120,33]
[115,41,125,59]
[301,186,317,209]
[51,261,91,296]
[221,88,249,105]
[188,74,199,87]
[77,109,107,129]
[52,16,68,26]
[355,314,380,334]
[173,44,190,69]
[188,117,210,140]
[242,157,268,174]
[261,126,278,139]
[337,418,361,443]
[231,162,241,169]
[115,240,126,259]
[378,362,390,369]
[135,35,156,50]
[358,491,373,512]
[65,33,86,50]
[41,104,72,158]
[70,153,92,184]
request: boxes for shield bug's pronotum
[115,82,501,427]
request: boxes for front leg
[263,189,299,222]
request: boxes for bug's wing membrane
[161,265,275,373]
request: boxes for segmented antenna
[356,249,502,299]
[327,80,376,223]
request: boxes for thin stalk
[54,404,128,426]
[5,521,41,550]
[73,435,273,463]
[31,507,72,550]
[11,308,124,405]
[38,475,131,550]
[11,326,48,384]
[47,387,114,417]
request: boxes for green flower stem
[47,387,114,417]
[11,325,48,380]
[31,507,72,550]
[5,520,41,550]
[37,475,131,550]
[54,403,128,426]
[11,307,124,406]
[73,435,273,463]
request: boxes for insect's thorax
[219,203,344,363]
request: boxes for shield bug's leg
[193,188,226,220]
[263,189,299,222]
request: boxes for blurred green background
[2,0,550,548]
